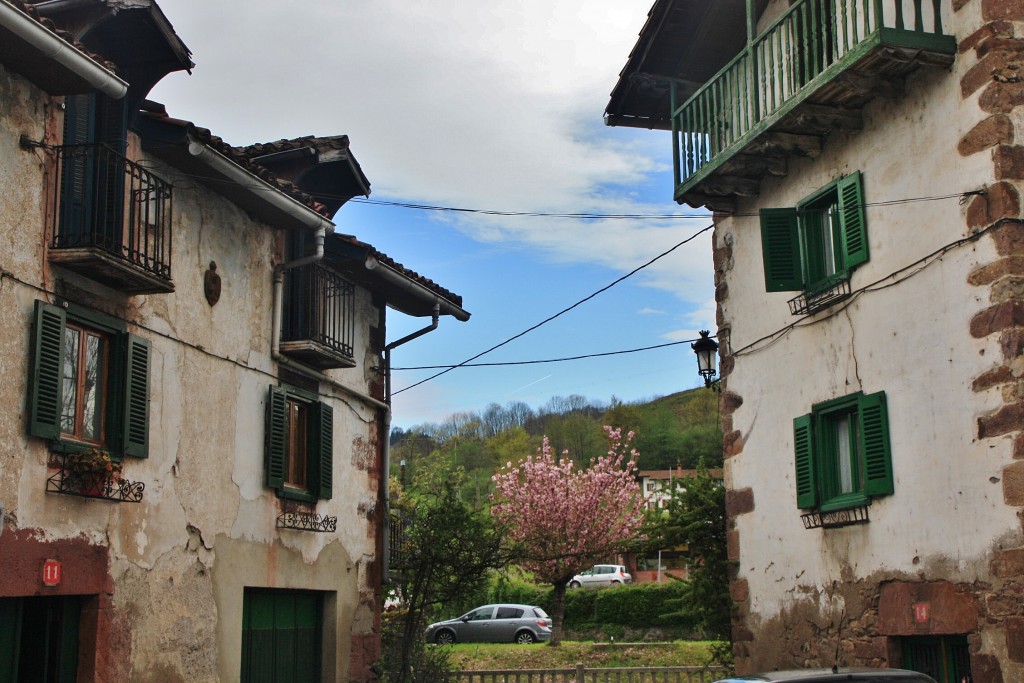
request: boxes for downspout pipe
[187,133,335,234]
[381,303,440,581]
[0,0,128,99]
[271,226,387,411]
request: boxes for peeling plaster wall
[716,0,1024,678]
[0,65,382,681]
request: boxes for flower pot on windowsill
[66,447,121,497]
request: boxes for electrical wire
[396,194,998,377]
[53,144,996,387]
[391,224,714,395]
[134,151,984,220]
[392,338,699,370]
[729,219,1007,359]
[346,191,978,218]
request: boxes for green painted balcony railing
[670,0,955,202]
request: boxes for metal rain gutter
[364,255,470,322]
[0,0,128,98]
[186,133,335,233]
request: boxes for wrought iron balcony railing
[281,263,357,370]
[801,503,870,529]
[46,454,145,503]
[51,143,174,293]
[671,0,955,207]
[388,514,408,574]
[277,511,338,532]
[788,277,852,316]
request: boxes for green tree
[385,461,508,681]
[644,462,731,641]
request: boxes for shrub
[483,579,696,631]
[594,581,695,628]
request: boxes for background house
[608,0,1023,681]
[0,1,467,681]
[634,467,723,583]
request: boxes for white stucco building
[608,0,1024,681]
[0,2,468,681]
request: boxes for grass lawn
[445,640,722,670]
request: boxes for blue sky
[149,1,716,428]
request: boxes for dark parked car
[424,603,551,645]
[713,668,938,682]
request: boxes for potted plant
[66,447,121,496]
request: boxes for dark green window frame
[265,385,333,502]
[28,300,150,459]
[760,171,868,295]
[794,390,893,512]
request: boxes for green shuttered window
[28,300,150,458]
[793,391,893,512]
[760,172,868,294]
[265,385,333,501]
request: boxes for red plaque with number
[42,559,62,587]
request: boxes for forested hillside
[390,388,721,499]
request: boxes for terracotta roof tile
[14,0,120,74]
[137,102,462,307]
[139,100,330,217]
[335,234,464,308]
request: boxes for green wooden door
[241,590,321,683]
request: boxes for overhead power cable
[391,224,714,395]
[346,192,976,218]
[392,338,699,370]
[130,151,983,220]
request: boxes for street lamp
[691,330,719,387]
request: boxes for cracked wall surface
[715,0,1024,679]
[0,59,383,681]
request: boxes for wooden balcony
[672,0,955,211]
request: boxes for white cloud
[151,0,713,303]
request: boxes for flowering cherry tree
[491,426,645,644]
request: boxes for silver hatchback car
[569,564,632,588]
[424,603,551,645]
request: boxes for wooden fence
[448,665,729,683]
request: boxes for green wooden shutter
[837,172,869,270]
[121,334,151,458]
[266,387,287,489]
[793,413,817,509]
[94,94,127,246]
[29,301,66,440]
[312,401,334,500]
[60,94,97,244]
[859,391,893,497]
[760,208,804,291]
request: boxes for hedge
[483,578,695,630]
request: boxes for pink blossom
[490,426,645,584]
